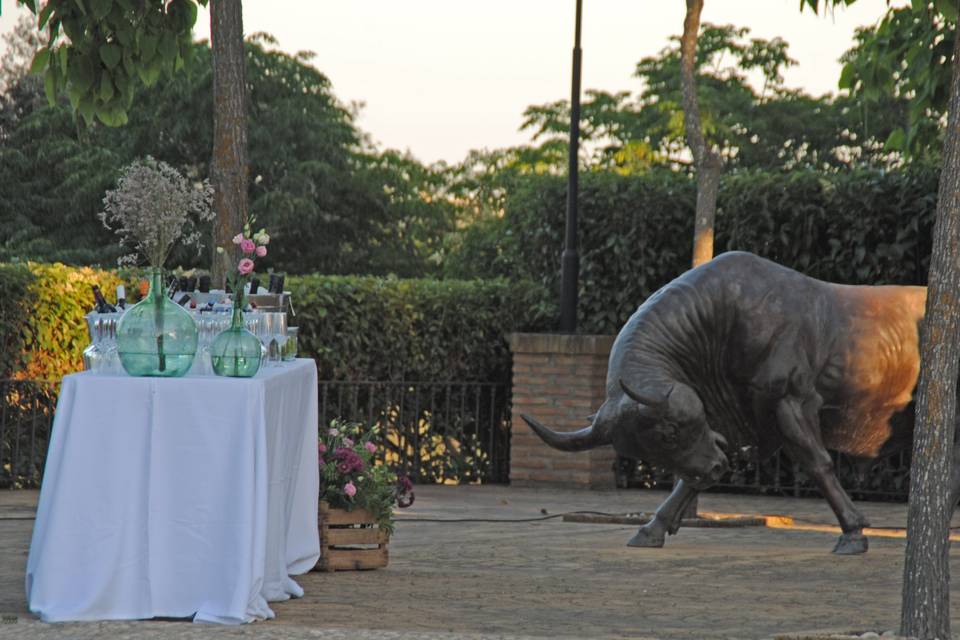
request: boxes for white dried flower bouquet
[99,157,214,268]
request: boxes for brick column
[509,333,616,489]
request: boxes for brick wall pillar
[508,333,616,489]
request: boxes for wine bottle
[91,285,117,313]
[249,277,260,296]
[116,285,126,310]
[198,275,211,293]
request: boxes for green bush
[0,263,554,384]
[0,264,35,378]
[476,166,938,335]
[290,275,555,382]
[0,263,127,381]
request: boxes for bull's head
[615,379,729,490]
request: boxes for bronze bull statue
[523,251,951,554]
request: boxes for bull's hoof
[832,531,868,555]
[626,523,666,548]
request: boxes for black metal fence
[616,446,912,501]
[2,376,914,500]
[318,381,512,484]
[0,379,59,489]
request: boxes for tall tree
[805,1,960,638]
[679,0,723,268]
[209,0,246,286]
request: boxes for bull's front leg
[627,479,698,548]
[775,394,871,554]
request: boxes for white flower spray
[99,156,214,268]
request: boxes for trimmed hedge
[0,263,126,381]
[0,264,555,384]
[290,275,554,382]
[460,167,938,335]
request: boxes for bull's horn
[521,414,610,452]
[619,379,672,406]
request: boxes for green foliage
[0,36,455,276]
[0,264,35,378]
[0,262,126,380]
[471,167,938,335]
[290,275,555,382]
[20,0,206,126]
[513,23,901,175]
[839,4,953,157]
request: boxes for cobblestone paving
[0,486,956,639]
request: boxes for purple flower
[364,441,377,454]
[344,481,357,498]
[318,442,327,454]
[334,447,364,474]
[318,456,325,466]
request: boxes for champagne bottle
[116,285,126,310]
[91,285,117,313]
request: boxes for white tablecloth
[25,359,320,624]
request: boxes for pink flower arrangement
[222,221,271,310]
[318,419,414,533]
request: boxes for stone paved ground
[1,485,958,639]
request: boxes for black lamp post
[559,0,583,333]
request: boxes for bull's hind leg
[627,479,698,548]
[775,394,871,554]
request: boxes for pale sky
[1,0,902,165]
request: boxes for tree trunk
[679,0,723,270]
[209,0,248,288]
[678,0,722,518]
[900,25,960,640]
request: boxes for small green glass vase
[210,301,261,378]
[117,268,198,377]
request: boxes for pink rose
[238,258,255,275]
[255,245,267,258]
[344,481,357,498]
[318,442,327,453]
[343,437,354,447]
[364,442,377,454]
[232,233,244,245]
[240,239,256,254]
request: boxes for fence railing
[0,378,513,489]
[616,446,911,501]
[2,377,914,499]
[1,379,59,489]
[318,380,512,484]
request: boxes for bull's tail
[521,414,612,452]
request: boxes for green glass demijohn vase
[210,292,261,378]
[117,268,198,377]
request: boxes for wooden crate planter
[314,501,389,572]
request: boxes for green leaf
[99,43,121,68]
[838,62,855,90]
[99,74,115,101]
[66,82,85,109]
[158,31,177,63]
[38,2,55,29]
[884,127,906,151]
[140,33,158,62]
[67,54,96,92]
[77,95,96,124]
[72,0,87,15]
[934,0,959,22]
[29,48,51,75]
[90,0,112,20]
[57,45,68,71]
[43,67,57,104]
[96,104,127,127]
[116,24,133,47]
[137,58,162,86]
